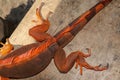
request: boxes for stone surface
[0,0,34,41]
[0,0,120,80]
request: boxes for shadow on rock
[1,0,34,43]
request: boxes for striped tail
[54,0,112,47]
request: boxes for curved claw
[46,11,53,20]
[98,64,102,67]
[34,2,45,22]
[33,2,52,24]
[81,48,91,58]
[75,61,79,69]
[106,63,109,69]
[94,63,109,71]
[75,51,109,75]
[39,2,45,9]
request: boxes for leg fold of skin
[29,31,53,42]
[54,48,108,74]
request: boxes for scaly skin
[0,0,112,79]
[0,39,13,59]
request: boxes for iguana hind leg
[54,48,108,75]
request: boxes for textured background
[0,0,120,80]
[0,0,34,41]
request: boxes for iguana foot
[75,48,108,75]
[0,38,14,59]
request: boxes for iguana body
[0,0,112,79]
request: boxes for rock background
[0,0,34,41]
[0,0,34,20]
[0,0,120,80]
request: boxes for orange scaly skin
[0,0,112,79]
[0,39,13,80]
[0,39,13,59]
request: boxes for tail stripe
[54,0,112,47]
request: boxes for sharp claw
[85,48,91,56]
[75,65,78,69]
[80,66,83,75]
[75,64,78,69]
[46,11,53,20]
[40,2,45,8]
[75,60,79,69]
[86,48,89,50]
[106,63,109,69]
[98,64,102,67]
